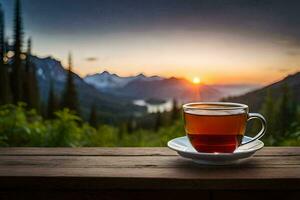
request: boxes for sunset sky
[2,0,300,84]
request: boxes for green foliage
[0,104,45,147]
[260,85,300,146]
[279,130,300,146]
[0,104,186,147]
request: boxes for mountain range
[84,71,259,102]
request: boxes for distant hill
[31,56,145,121]
[224,72,300,112]
[84,71,259,102]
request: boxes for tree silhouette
[260,89,277,141]
[0,4,4,63]
[89,104,98,127]
[22,39,30,105]
[277,84,296,137]
[11,0,23,103]
[47,79,59,118]
[28,39,40,111]
[0,4,11,104]
[118,122,127,139]
[171,98,179,121]
[126,115,136,133]
[23,38,40,111]
[61,52,80,115]
[154,111,162,131]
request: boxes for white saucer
[167,136,264,165]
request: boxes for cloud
[265,65,298,73]
[85,57,98,62]
[277,68,291,73]
[285,50,300,57]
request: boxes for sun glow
[192,77,201,84]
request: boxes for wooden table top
[0,147,299,190]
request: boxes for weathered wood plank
[0,175,299,190]
[1,189,299,200]
[0,155,299,168]
[0,166,300,179]
[0,190,211,200]
[0,147,299,156]
[0,147,176,156]
[2,189,299,200]
[212,191,300,200]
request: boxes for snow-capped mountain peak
[31,56,67,82]
[84,71,164,91]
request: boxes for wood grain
[0,190,211,200]
[0,155,300,168]
[0,147,299,156]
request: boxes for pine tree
[154,111,162,132]
[23,38,40,111]
[126,116,136,133]
[171,98,179,121]
[47,79,59,118]
[89,104,98,127]
[260,89,277,141]
[118,123,127,140]
[0,4,11,104]
[11,0,23,103]
[61,52,80,114]
[30,55,40,111]
[0,4,4,63]
[25,38,31,71]
[23,38,31,106]
[277,84,296,137]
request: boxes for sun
[192,77,201,84]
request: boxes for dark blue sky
[2,0,300,37]
[1,0,300,84]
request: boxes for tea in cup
[183,102,266,153]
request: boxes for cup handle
[241,113,267,145]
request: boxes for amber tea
[184,112,247,153]
[183,103,266,153]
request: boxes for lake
[133,99,173,113]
